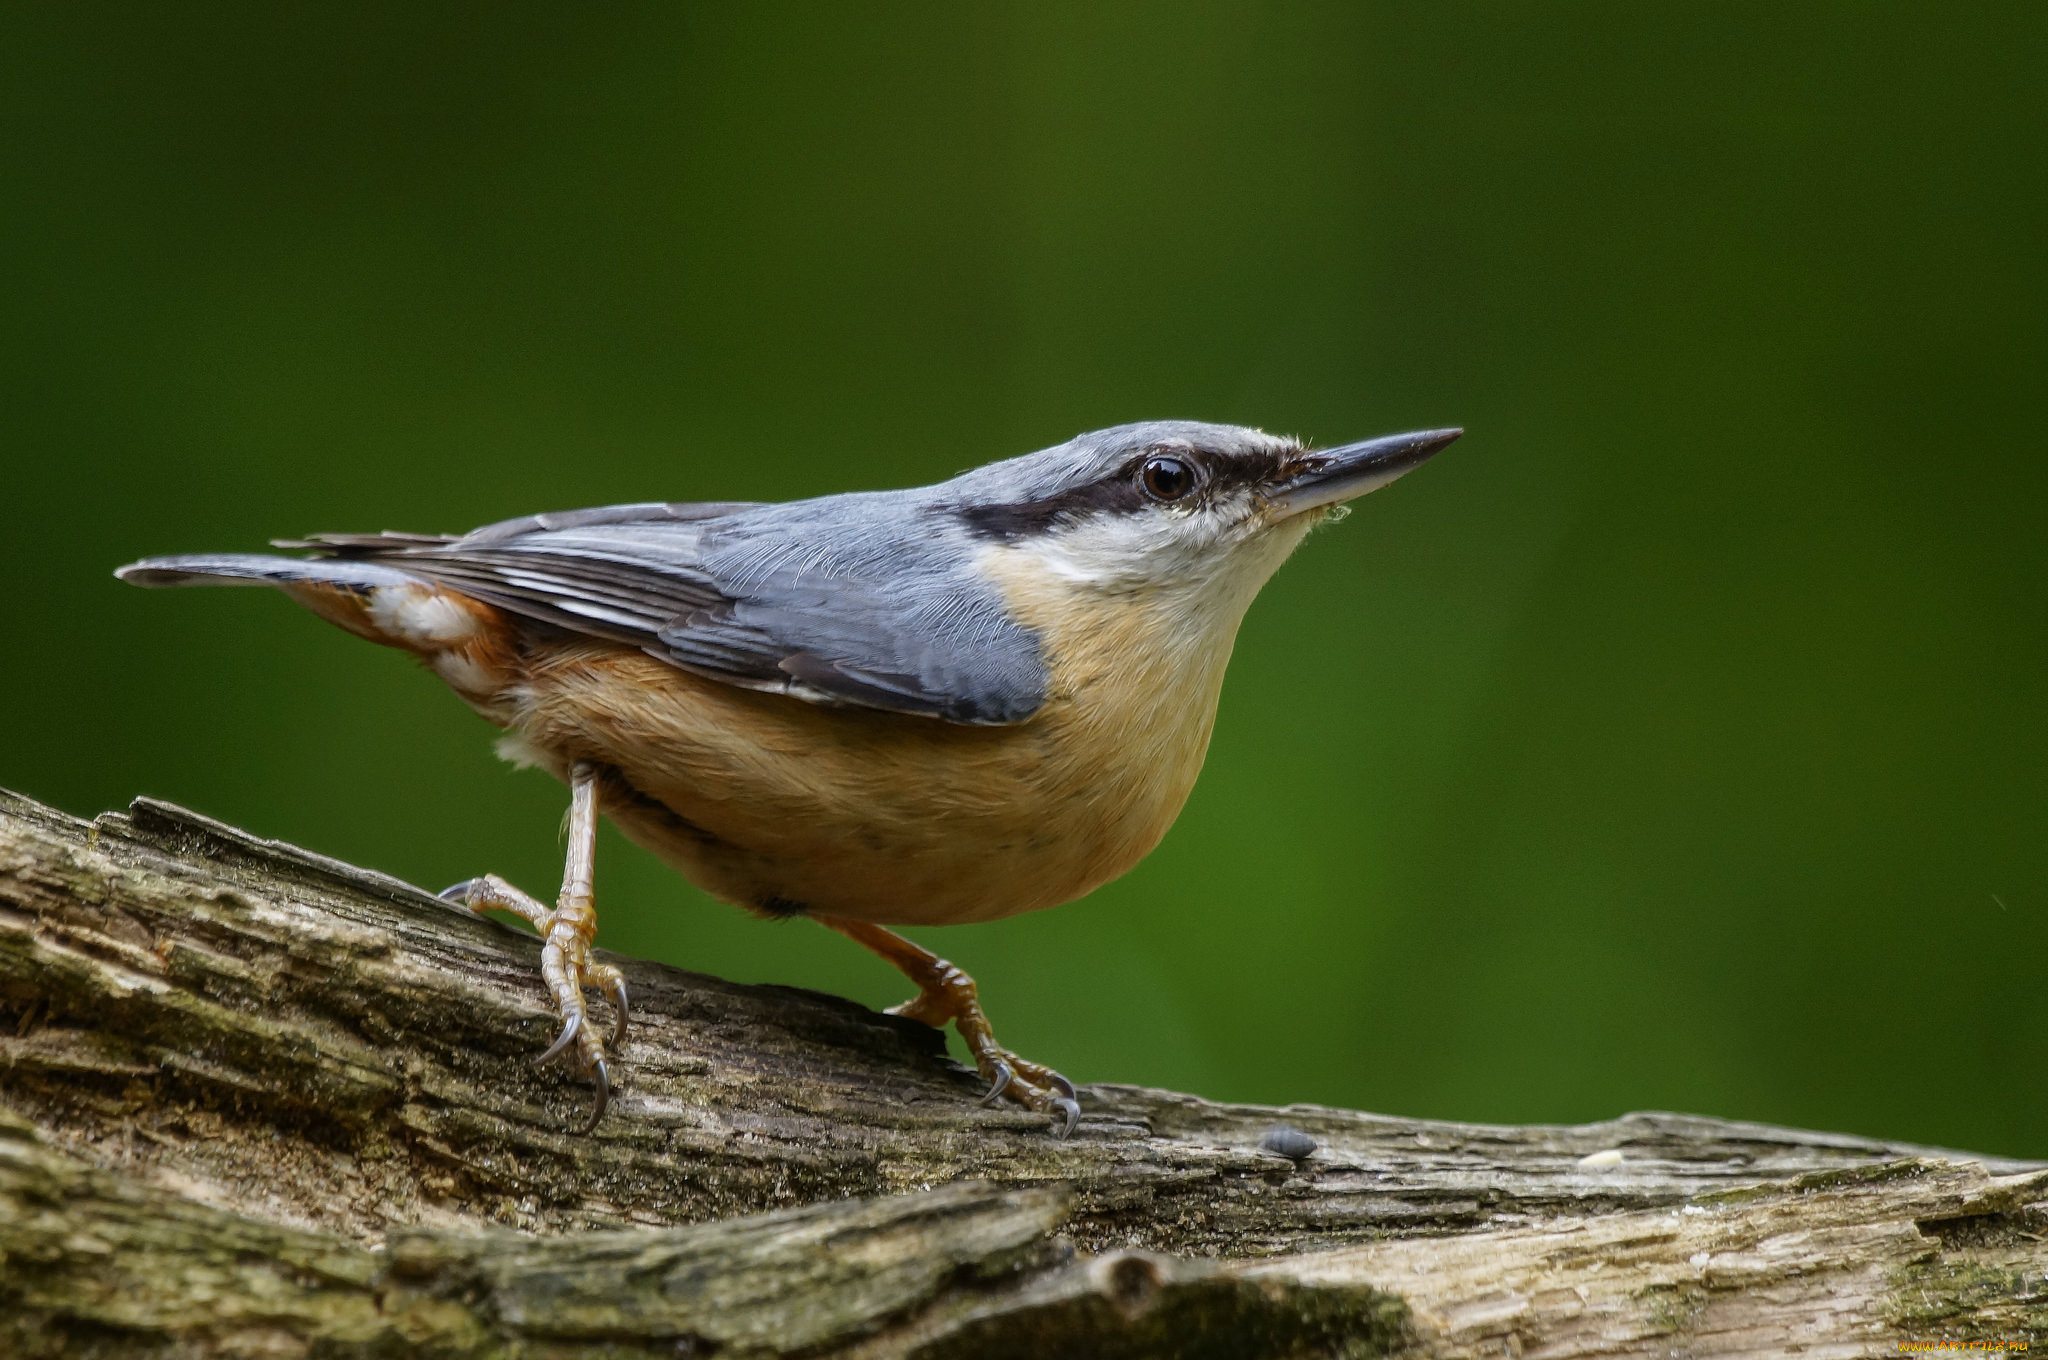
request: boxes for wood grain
[2,787,2041,1356]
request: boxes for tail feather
[116,553,513,705]
[115,553,423,591]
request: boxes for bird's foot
[888,960,1081,1138]
[440,872,628,1132]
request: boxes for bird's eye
[1139,455,1200,502]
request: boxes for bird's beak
[1264,427,1462,519]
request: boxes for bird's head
[950,421,1460,612]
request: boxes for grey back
[302,421,1288,725]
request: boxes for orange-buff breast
[498,545,1237,926]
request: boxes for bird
[117,419,1459,1136]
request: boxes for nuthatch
[118,420,1458,1135]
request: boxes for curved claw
[1048,1071,1078,1103]
[979,1059,1015,1106]
[603,975,631,1049]
[1050,1097,1081,1139]
[536,1011,582,1067]
[582,1059,611,1133]
[438,878,480,904]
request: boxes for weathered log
[1,786,2042,1356]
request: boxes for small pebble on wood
[1258,1124,1317,1160]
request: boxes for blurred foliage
[1,4,2042,1156]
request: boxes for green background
[3,5,2042,1157]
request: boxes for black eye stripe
[959,443,1304,541]
[959,476,1150,540]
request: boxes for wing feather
[301,498,1046,724]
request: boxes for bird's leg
[815,916,1080,1137]
[439,759,627,1131]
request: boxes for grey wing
[310,498,1048,726]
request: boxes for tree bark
[1,786,2041,1357]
